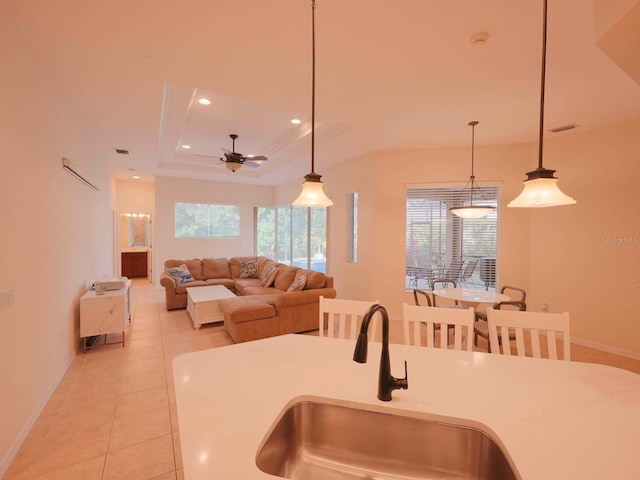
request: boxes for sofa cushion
[165,259,203,280]
[287,274,307,292]
[260,262,279,287]
[243,286,285,296]
[274,265,299,291]
[202,258,231,279]
[175,280,207,294]
[230,256,258,278]
[234,278,259,296]
[295,268,327,290]
[165,264,195,285]
[205,278,236,290]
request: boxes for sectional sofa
[160,256,336,343]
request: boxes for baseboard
[570,336,640,361]
[0,352,75,478]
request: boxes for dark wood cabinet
[121,251,148,278]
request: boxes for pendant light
[450,121,496,219]
[292,0,333,207]
[508,0,576,208]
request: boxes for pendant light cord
[311,0,316,174]
[468,120,479,205]
[538,0,548,170]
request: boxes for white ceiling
[4,0,640,186]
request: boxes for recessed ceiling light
[182,145,191,149]
[198,98,212,105]
[132,175,141,180]
[291,118,302,125]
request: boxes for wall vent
[115,148,130,155]
[550,124,578,133]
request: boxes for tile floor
[4,280,640,479]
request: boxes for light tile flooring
[4,280,640,479]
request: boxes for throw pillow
[261,263,279,287]
[287,274,307,292]
[238,259,259,279]
[166,264,194,285]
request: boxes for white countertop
[173,335,640,479]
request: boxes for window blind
[406,186,499,290]
[347,192,358,263]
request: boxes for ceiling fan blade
[194,154,223,160]
[244,155,268,161]
[221,148,231,155]
[243,161,263,168]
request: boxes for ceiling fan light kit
[292,0,333,208]
[509,0,576,208]
[215,133,268,173]
[450,121,495,219]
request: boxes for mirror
[119,213,151,249]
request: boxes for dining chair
[442,260,465,284]
[487,308,571,360]
[430,279,460,307]
[402,303,475,351]
[412,289,432,307]
[319,296,380,341]
[475,285,526,321]
[458,259,479,287]
[474,300,526,352]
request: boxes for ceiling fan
[197,134,268,173]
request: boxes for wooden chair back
[487,308,571,360]
[319,296,380,341]
[402,303,475,351]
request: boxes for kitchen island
[173,334,640,479]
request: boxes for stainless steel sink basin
[256,398,519,480]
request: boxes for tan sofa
[160,256,336,343]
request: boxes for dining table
[432,287,510,310]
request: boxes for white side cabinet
[80,280,131,351]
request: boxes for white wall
[0,16,113,474]
[154,176,275,284]
[281,118,640,356]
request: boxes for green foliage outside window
[175,202,240,238]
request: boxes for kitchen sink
[256,397,519,480]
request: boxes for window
[406,186,499,290]
[347,192,358,263]
[174,202,240,238]
[255,206,327,273]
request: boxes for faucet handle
[395,360,409,390]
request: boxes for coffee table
[186,285,236,329]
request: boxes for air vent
[550,124,578,133]
[115,148,130,155]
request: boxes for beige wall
[0,16,114,473]
[285,118,640,356]
[528,119,640,354]
[153,176,275,284]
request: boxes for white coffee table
[186,285,236,329]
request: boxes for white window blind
[347,192,358,263]
[406,186,499,290]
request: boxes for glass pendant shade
[293,0,332,208]
[508,0,576,208]
[508,172,576,208]
[449,121,495,219]
[292,173,334,207]
[226,162,241,172]
[451,205,496,219]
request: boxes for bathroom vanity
[173,335,640,479]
